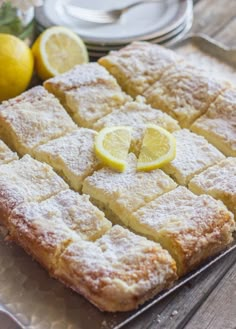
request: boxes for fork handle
[121,0,171,13]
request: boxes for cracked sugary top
[83,154,177,215]
[189,157,236,215]
[163,129,225,185]
[93,99,180,132]
[99,41,183,97]
[0,86,77,154]
[10,189,111,243]
[100,41,182,78]
[56,225,177,310]
[35,128,100,184]
[0,155,68,216]
[1,86,52,106]
[44,63,121,92]
[65,83,130,128]
[132,186,235,237]
[191,88,236,155]
[144,62,230,127]
[190,157,236,192]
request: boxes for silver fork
[65,0,174,24]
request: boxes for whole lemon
[0,34,34,102]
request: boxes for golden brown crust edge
[55,271,176,312]
[163,210,235,276]
[54,239,177,312]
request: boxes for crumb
[171,310,178,317]
[153,314,161,324]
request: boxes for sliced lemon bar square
[44,63,130,128]
[0,139,18,165]
[130,186,235,276]
[93,99,180,154]
[94,99,180,131]
[83,153,177,226]
[189,157,236,217]
[162,129,225,185]
[191,88,236,156]
[98,41,182,98]
[55,225,177,312]
[34,129,100,192]
[0,155,68,227]
[8,189,111,271]
[0,86,77,156]
[44,63,110,105]
[144,62,229,128]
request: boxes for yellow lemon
[137,124,176,171]
[32,26,89,81]
[95,126,132,172]
[0,34,34,102]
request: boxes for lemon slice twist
[95,126,132,172]
[137,124,176,171]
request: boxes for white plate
[88,19,192,59]
[85,14,192,52]
[42,0,191,45]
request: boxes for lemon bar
[9,203,80,273]
[34,129,100,192]
[0,155,68,227]
[83,154,177,226]
[98,41,182,97]
[130,186,235,276]
[0,139,18,165]
[94,99,180,131]
[44,63,130,128]
[144,62,229,128]
[0,87,77,156]
[8,189,111,271]
[162,129,225,185]
[189,157,236,217]
[55,225,177,312]
[191,88,236,156]
[44,63,111,106]
[94,99,180,154]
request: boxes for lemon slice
[95,126,132,172]
[32,26,88,81]
[137,124,176,171]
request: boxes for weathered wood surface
[125,1,236,328]
[192,0,236,40]
[185,257,236,329]
[192,0,236,47]
[214,17,236,47]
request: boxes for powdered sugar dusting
[56,225,177,311]
[163,129,225,185]
[191,88,236,156]
[45,63,120,92]
[0,86,76,155]
[189,157,236,216]
[94,100,180,132]
[83,154,177,225]
[34,129,100,191]
[132,186,235,242]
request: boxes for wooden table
[125,1,236,328]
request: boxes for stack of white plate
[35,0,193,58]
